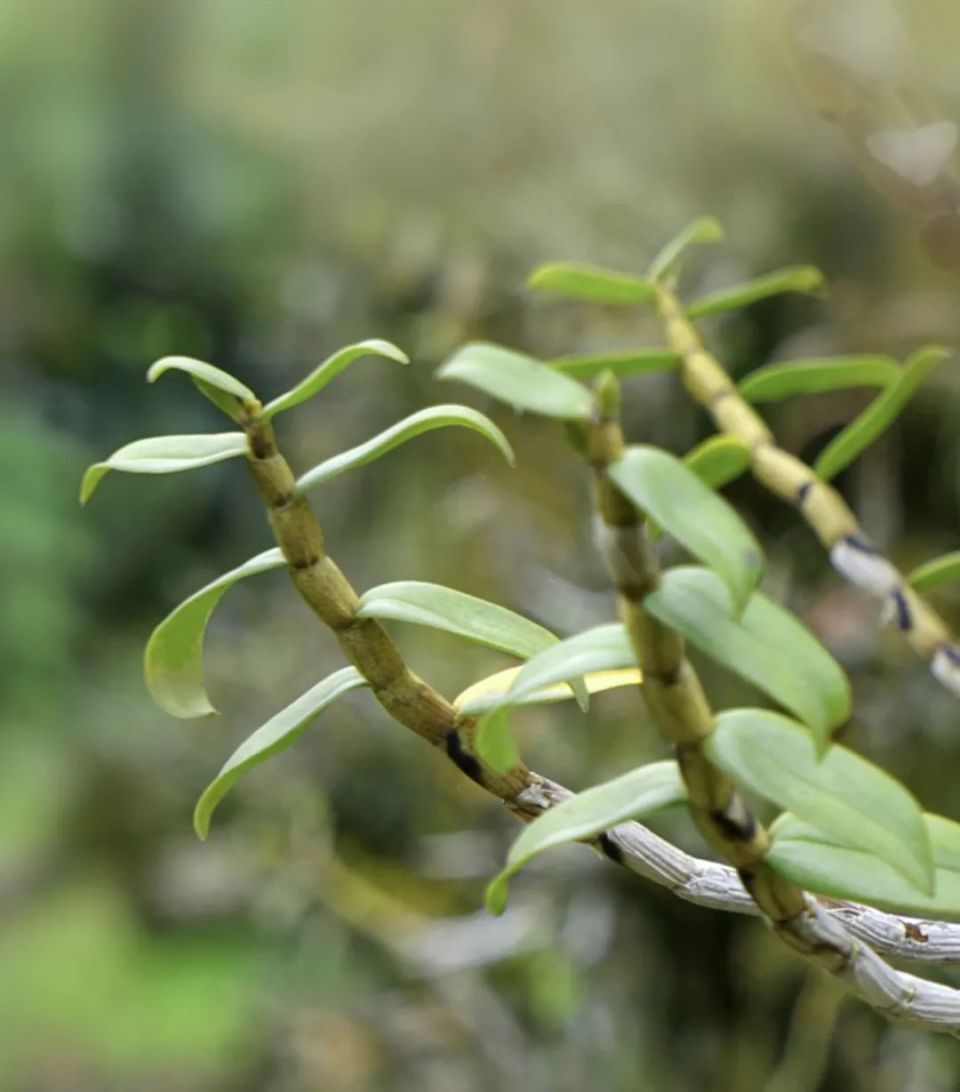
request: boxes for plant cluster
[83,219,960,1035]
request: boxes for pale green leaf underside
[147,356,257,421]
[648,216,724,282]
[548,348,681,381]
[454,667,641,719]
[438,342,596,420]
[474,709,521,775]
[260,339,409,421]
[644,567,850,747]
[296,405,514,493]
[194,667,368,839]
[526,262,655,305]
[706,709,934,894]
[682,434,752,490]
[609,445,763,613]
[80,432,248,504]
[145,548,287,718]
[909,551,960,593]
[686,265,825,319]
[486,761,686,914]
[738,355,900,404]
[814,345,951,481]
[357,581,558,660]
[769,812,960,917]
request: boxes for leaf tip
[484,875,509,916]
[79,464,104,505]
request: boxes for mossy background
[4,1,960,1088]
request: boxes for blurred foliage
[4,0,960,1088]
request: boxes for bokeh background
[5,0,960,1088]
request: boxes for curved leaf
[526,262,655,305]
[486,761,686,913]
[738,355,900,404]
[489,625,635,713]
[194,667,367,839]
[682,434,753,491]
[609,445,763,613]
[297,405,514,493]
[548,348,681,381]
[474,709,521,775]
[648,216,724,281]
[909,551,960,593]
[357,581,556,659]
[768,812,960,917]
[686,266,825,319]
[814,345,951,481]
[147,356,258,422]
[260,339,409,421]
[644,567,850,748]
[455,667,642,719]
[706,708,934,894]
[80,432,248,504]
[145,548,287,718]
[437,342,596,421]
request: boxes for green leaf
[474,709,521,775]
[487,624,635,713]
[682,434,752,490]
[437,342,596,421]
[648,216,724,282]
[526,262,655,305]
[548,348,681,381]
[485,761,686,914]
[814,345,951,481]
[608,445,763,613]
[705,708,934,894]
[194,668,367,839]
[147,356,258,422]
[738,355,900,404]
[144,548,287,718]
[357,581,559,659]
[909,551,960,593]
[644,567,851,747]
[260,339,409,421]
[80,432,248,504]
[686,266,825,319]
[768,812,960,916]
[455,667,642,718]
[296,405,515,493]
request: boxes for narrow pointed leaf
[909,551,960,593]
[357,581,557,659]
[194,668,367,839]
[648,216,724,281]
[526,262,655,305]
[260,339,409,421]
[484,624,635,714]
[738,355,900,404]
[644,567,850,747]
[455,667,642,719]
[297,405,514,493]
[548,348,681,381]
[486,761,686,914]
[80,432,248,504]
[437,342,596,420]
[145,548,287,718]
[686,266,825,319]
[147,356,258,422]
[609,446,763,613]
[768,812,960,917]
[814,345,951,481]
[474,709,521,774]
[705,708,934,894]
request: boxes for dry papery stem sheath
[655,285,960,699]
[584,376,960,1034]
[243,409,960,1034]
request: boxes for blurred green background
[4,0,960,1088]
